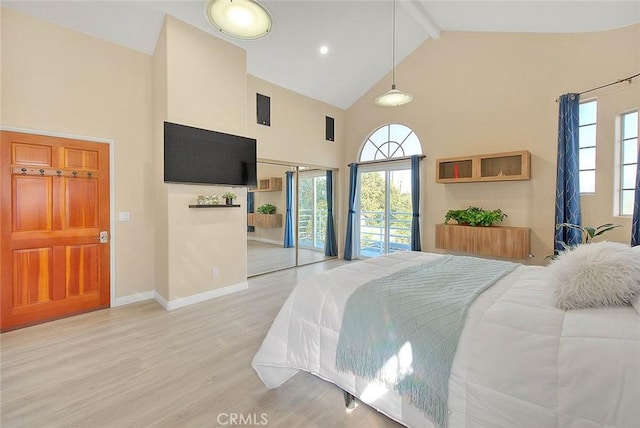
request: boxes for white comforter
[252,252,640,427]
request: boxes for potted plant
[444,206,507,227]
[222,192,237,206]
[256,203,276,214]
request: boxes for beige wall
[158,16,249,300]
[247,76,345,169]
[152,19,170,300]
[1,8,345,307]
[5,5,636,307]
[1,8,155,298]
[345,25,640,264]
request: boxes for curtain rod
[348,154,426,167]
[556,72,639,101]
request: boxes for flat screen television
[164,121,257,187]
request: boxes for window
[356,124,422,258]
[579,100,597,193]
[619,111,638,216]
[360,124,421,161]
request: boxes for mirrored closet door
[247,161,338,277]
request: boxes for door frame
[1,126,116,306]
[355,159,413,259]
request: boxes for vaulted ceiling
[3,1,639,109]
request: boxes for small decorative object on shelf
[197,195,220,205]
[453,164,460,179]
[222,192,237,206]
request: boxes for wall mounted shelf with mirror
[248,213,283,228]
[250,177,282,192]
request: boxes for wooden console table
[435,224,530,260]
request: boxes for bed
[251,251,640,427]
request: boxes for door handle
[98,231,109,244]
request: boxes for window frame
[618,110,638,216]
[359,123,422,162]
[578,99,598,194]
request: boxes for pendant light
[205,0,272,40]
[375,0,413,107]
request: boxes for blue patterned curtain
[554,93,582,252]
[632,149,640,246]
[344,164,358,260]
[325,170,338,256]
[284,171,294,248]
[247,192,255,233]
[410,155,422,251]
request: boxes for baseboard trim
[155,282,249,311]
[247,237,283,246]
[113,291,155,307]
[154,292,169,309]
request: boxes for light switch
[118,211,131,222]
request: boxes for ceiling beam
[401,1,441,40]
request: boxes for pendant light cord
[391,0,396,87]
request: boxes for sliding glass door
[298,173,327,251]
[357,164,412,257]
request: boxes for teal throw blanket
[335,255,518,427]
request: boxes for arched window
[360,124,422,161]
[348,124,422,259]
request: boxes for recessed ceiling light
[205,0,272,40]
[320,46,329,55]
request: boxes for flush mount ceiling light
[375,0,413,107]
[205,0,272,40]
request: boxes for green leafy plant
[222,192,237,200]
[546,222,623,259]
[555,222,622,248]
[444,206,507,227]
[256,203,276,214]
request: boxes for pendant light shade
[375,0,413,107]
[375,84,414,107]
[205,0,272,40]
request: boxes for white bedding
[251,252,640,427]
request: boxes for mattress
[252,251,640,427]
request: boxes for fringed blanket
[335,255,518,427]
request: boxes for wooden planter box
[435,224,530,260]
[247,213,283,228]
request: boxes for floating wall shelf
[436,150,530,183]
[250,177,283,192]
[435,224,530,259]
[189,204,241,208]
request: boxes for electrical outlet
[212,267,219,277]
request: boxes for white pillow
[632,246,640,315]
[632,294,640,315]
[548,241,640,310]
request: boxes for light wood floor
[247,240,334,277]
[1,260,401,428]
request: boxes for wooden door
[1,131,110,331]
